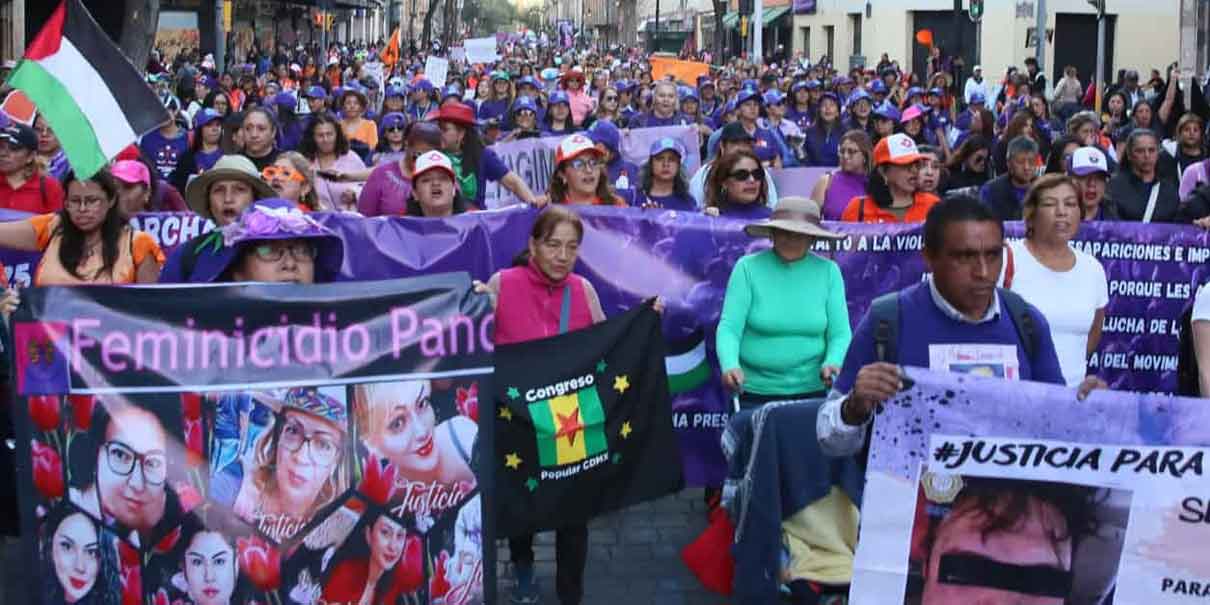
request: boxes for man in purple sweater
[817,197,1104,456]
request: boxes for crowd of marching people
[6,30,1210,605]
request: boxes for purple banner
[5,208,1206,485]
[483,126,704,208]
[772,166,832,199]
[793,0,817,14]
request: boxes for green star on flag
[525,477,539,492]
[596,359,608,373]
[612,453,622,464]
[507,386,520,400]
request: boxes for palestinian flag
[665,330,710,394]
[494,302,683,536]
[8,0,168,178]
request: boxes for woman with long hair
[803,92,843,166]
[202,89,231,117]
[338,87,378,152]
[916,145,946,195]
[371,112,409,166]
[1043,134,1083,175]
[39,503,121,605]
[300,112,367,211]
[542,91,578,136]
[262,152,320,211]
[321,509,424,605]
[549,134,626,206]
[636,138,696,210]
[993,111,1037,175]
[842,133,939,223]
[0,168,164,284]
[432,101,544,207]
[170,108,225,192]
[358,122,444,217]
[502,97,543,142]
[273,93,304,152]
[704,150,773,218]
[811,130,871,220]
[954,107,995,150]
[476,71,513,124]
[581,84,622,131]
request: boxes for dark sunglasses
[728,168,765,182]
[385,125,405,133]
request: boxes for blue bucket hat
[304,85,328,100]
[549,90,570,106]
[698,78,715,90]
[741,79,758,90]
[191,199,346,283]
[379,112,407,132]
[540,67,559,81]
[791,81,811,95]
[384,84,406,99]
[649,137,686,159]
[763,90,785,106]
[735,87,762,107]
[587,119,621,156]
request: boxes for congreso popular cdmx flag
[493,302,684,536]
[8,0,168,178]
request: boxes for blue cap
[512,96,539,115]
[587,119,620,153]
[873,101,901,122]
[649,137,686,158]
[549,90,570,106]
[848,89,872,105]
[735,87,762,107]
[868,80,888,94]
[763,90,785,106]
[969,91,987,105]
[540,67,559,81]
[698,78,715,89]
[517,76,540,89]
[905,86,924,100]
[304,85,327,99]
[819,91,841,105]
[805,79,822,90]
[833,75,853,86]
[273,92,297,109]
[193,108,223,129]
[379,112,407,131]
[384,84,406,98]
[791,80,811,95]
[680,87,700,102]
[928,87,944,97]
[442,84,462,101]
[741,79,758,90]
[491,70,511,81]
[723,98,738,114]
[409,79,434,93]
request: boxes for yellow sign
[222,0,232,33]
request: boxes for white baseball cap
[1067,146,1109,177]
[412,150,456,180]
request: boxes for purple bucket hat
[191,199,345,283]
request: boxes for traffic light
[969,0,984,22]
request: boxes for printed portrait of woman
[143,511,256,605]
[321,508,424,605]
[432,494,484,605]
[353,380,478,491]
[38,503,121,605]
[67,395,186,547]
[231,387,349,542]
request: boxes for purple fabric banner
[772,166,832,199]
[4,208,1206,485]
[793,0,817,14]
[482,126,704,208]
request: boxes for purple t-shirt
[139,129,190,180]
[629,112,693,128]
[638,191,697,211]
[717,200,773,219]
[357,160,411,217]
[822,171,868,221]
[473,148,510,207]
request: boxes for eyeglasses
[728,168,765,182]
[261,166,305,182]
[66,196,108,210]
[604,95,618,101]
[385,126,405,133]
[279,418,340,465]
[251,241,317,263]
[838,147,863,157]
[104,440,167,486]
[568,158,601,171]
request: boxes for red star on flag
[555,409,585,447]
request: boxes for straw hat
[743,197,845,240]
[184,155,276,218]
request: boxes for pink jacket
[567,89,595,126]
[494,258,597,346]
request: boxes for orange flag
[382,28,401,69]
[650,56,710,86]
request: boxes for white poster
[464,37,500,64]
[424,56,450,88]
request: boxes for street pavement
[497,488,725,605]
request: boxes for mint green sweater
[716,250,852,396]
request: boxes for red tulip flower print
[153,526,181,555]
[180,392,203,421]
[237,535,282,592]
[31,439,64,500]
[68,395,96,432]
[358,455,399,506]
[117,539,141,605]
[184,417,204,468]
[28,395,60,432]
[430,550,452,599]
[456,383,479,422]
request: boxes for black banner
[492,304,684,536]
[14,274,494,605]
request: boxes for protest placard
[851,367,1210,604]
[15,274,494,604]
[464,36,499,64]
[424,56,449,88]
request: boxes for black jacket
[1105,171,1183,223]
[980,175,1029,221]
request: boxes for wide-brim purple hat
[190,199,345,283]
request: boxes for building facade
[790,0,1181,88]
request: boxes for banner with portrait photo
[14,273,495,605]
[851,367,1210,605]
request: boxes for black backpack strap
[869,291,900,364]
[997,288,1038,361]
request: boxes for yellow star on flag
[499,406,513,421]
[505,452,523,469]
[620,421,633,439]
[613,374,630,394]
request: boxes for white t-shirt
[1007,240,1109,386]
[1192,283,1210,322]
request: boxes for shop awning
[722,12,739,28]
[762,5,791,26]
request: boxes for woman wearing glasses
[841,134,939,223]
[68,398,183,545]
[232,388,349,538]
[810,130,871,221]
[300,113,367,212]
[371,112,409,166]
[703,150,773,219]
[358,122,443,217]
[262,152,319,211]
[580,85,622,131]
[549,134,627,206]
[0,167,164,285]
[942,134,993,195]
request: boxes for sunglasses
[604,95,618,101]
[728,168,765,182]
[385,125,405,133]
[262,165,305,182]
